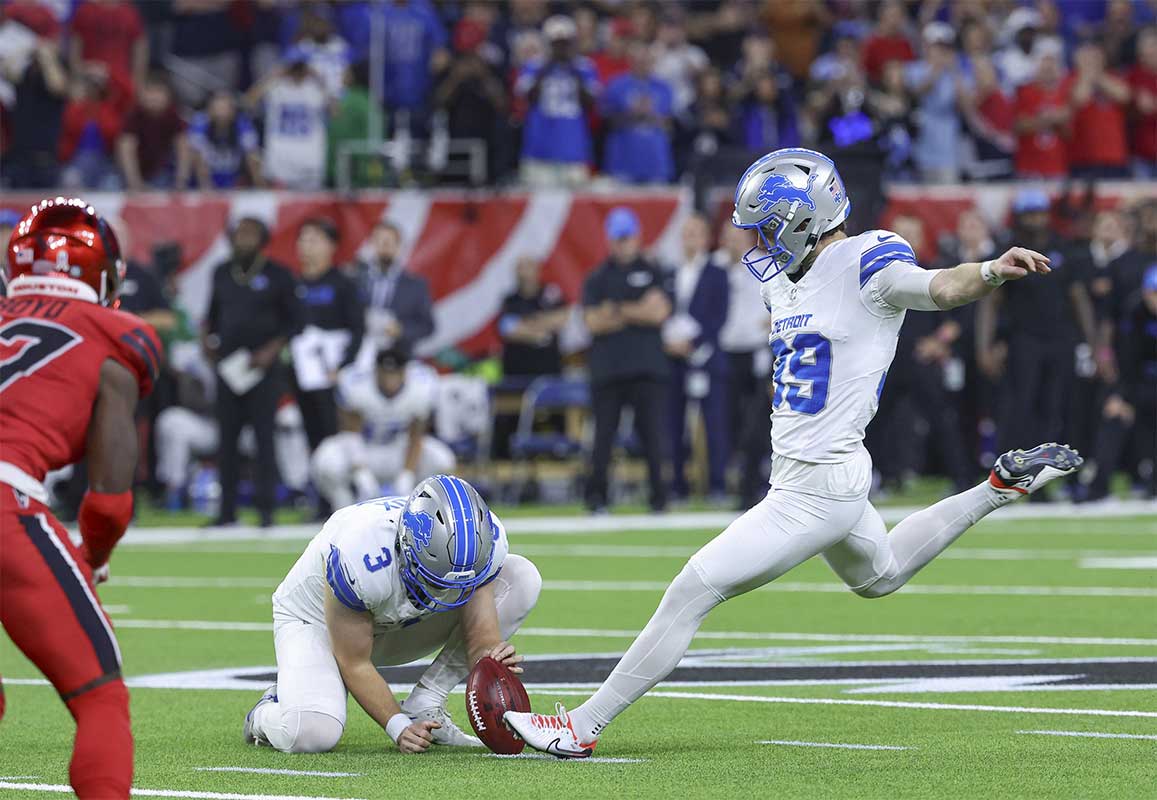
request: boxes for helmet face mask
[396,476,497,612]
[731,148,852,283]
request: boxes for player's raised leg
[823,443,1082,598]
[505,487,867,757]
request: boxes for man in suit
[664,214,730,500]
[351,221,435,354]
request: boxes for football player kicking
[505,148,1084,757]
[243,475,541,754]
[1,198,163,797]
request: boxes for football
[465,656,531,754]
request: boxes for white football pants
[154,406,312,492]
[570,450,1013,739]
[252,554,542,754]
[311,434,457,509]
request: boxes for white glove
[394,469,416,496]
[92,564,110,585]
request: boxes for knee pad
[285,710,343,754]
[500,554,543,609]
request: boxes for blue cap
[1012,188,1050,214]
[0,208,20,228]
[1143,263,1157,293]
[605,206,641,241]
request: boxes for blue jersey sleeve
[325,544,368,612]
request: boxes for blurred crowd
[2,0,1157,190]
[2,186,1152,521]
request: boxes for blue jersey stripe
[860,241,916,271]
[325,545,367,612]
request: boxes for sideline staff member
[583,207,671,513]
[203,216,302,527]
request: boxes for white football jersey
[336,363,437,444]
[272,496,509,632]
[759,229,920,463]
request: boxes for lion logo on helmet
[403,508,434,548]
[756,173,817,214]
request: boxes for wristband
[386,713,411,744]
[980,260,1005,287]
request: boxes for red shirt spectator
[591,18,633,85]
[862,0,915,82]
[1014,52,1071,177]
[1064,41,1131,173]
[69,0,147,92]
[59,78,122,162]
[116,76,188,189]
[1128,27,1157,164]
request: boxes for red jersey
[1127,65,1157,161]
[862,35,915,82]
[1064,74,1129,168]
[0,292,160,482]
[1014,80,1070,177]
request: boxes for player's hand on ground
[397,720,440,753]
[993,247,1051,280]
[485,641,524,673]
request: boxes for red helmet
[4,197,125,306]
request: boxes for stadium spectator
[870,59,915,175]
[435,21,510,184]
[737,70,800,154]
[582,207,671,514]
[663,214,729,501]
[809,25,863,85]
[515,15,598,187]
[1066,40,1131,179]
[687,67,736,155]
[862,0,915,83]
[168,0,244,106]
[498,256,569,380]
[602,41,675,184]
[4,36,67,189]
[58,65,126,190]
[905,23,966,183]
[961,55,1015,179]
[1099,0,1139,69]
[246,50,330,190]
[380,0,449,121]
[188,90,262,189]
[1013,41,1071,178]
[116,73,190,191]
[1127,26,1157,176]
[327,62,385,187]
[352,221,436,353]
[591,16,633,86]
[765,0,828,80]
[957,17,994,79]
[202,217,302,528]
[976,189,1099,467]
[68,0,147,99]
[291,4,351,101]
[995,7,1044,91]
[653,11,709,117]
[572,4,600,58]
[290,218,364,456]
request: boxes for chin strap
[78,490,134,571]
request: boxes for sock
[401,680,449,712]
[66,679,133,799]
[569,562,722,741]
[864,480,1013,597]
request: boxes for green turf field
[2,508,1156,799]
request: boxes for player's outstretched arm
[460,583,524,673]
[929,247,1052,310]
[80,360,141,573]
[324,592,439,753]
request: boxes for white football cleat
[242,684,277,746]
[403,704,483,747]
[503,704,596,759]
[989,442,1083,495]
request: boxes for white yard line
[546,690,1157,718]
[1016,730,1157,741]
[1080,557,1157,570]
[101,577,1157,598]
[119,499,1157,546]
[756,739,913,751]
[0,783,366,800]
[193,768,361,778]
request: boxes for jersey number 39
[770,333,832,414]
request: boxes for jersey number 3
[0,320,82,393]
[770,333,832,414]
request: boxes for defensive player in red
[0,198,162,798]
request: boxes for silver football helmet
[398,475,498,612]
[731,147,852,282]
